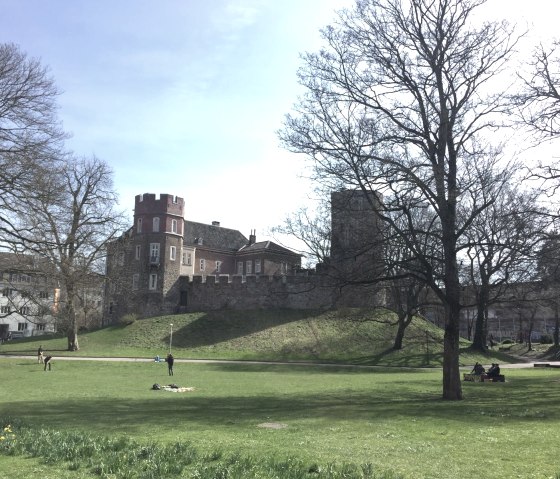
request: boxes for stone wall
[178,274,385,312]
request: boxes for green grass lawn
[1,357,560,478]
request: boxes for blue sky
[0,0,557,249]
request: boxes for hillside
[0,308,526,367]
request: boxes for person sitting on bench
[471,362,485,375]
[487,363,500,378]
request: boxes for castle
[104,190,385,320]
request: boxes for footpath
[1,354,559,370]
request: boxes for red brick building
[104,193,302,319]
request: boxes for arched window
[153,217,160,232]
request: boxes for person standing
[166,353,174,376]
[37,345,44,363]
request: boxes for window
[187,252,192,265]
[150,243,160,263]
[20,306,30,315]
[36,323,46,331]
[2,288,14,297]
[18,322,28,331]
[170,246,176,261]
[171,219,178,234]
[237,261,243,275]
[246,260,252,274]
[255,259,261,273]
[153,217,160,232]
[200,259,205,271]
[118,252,125,266]
[132,274,139,290]
[39,291,49,299]
[10,273,30,283]
[173,195,178,204]
[149,274,158,290]
[135,245,141,260]
[137,217,143,233]
[0,306,10,314]
[216,261,222,273]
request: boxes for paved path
[1,354,559,370]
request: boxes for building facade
[104,193,304,319]
[0,253,58,339]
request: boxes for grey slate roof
[238,240,301,257]
[183,220,248,251]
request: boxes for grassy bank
[0,309,525,367]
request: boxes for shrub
[540,334,554,344]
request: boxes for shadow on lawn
[168,310,320,348]
[7,375,560,435]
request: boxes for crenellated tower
[131,193,185,314]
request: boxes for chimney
[212,221,220,227]
[249,229,256,245]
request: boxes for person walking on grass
[166,353,174,376]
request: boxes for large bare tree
[7,156,127,350]
[0,43,65,241]
[280,0,519,399]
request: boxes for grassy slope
[0,308,530,367]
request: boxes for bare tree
[461,179,549,351]
[271,201,331,268]
[0,43,65,242]
[517,41,560,140]
[280,0,519,399]
[5,156,127,350]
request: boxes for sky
[1,0,558,250]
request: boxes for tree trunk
[471,296,488,352]
[65,284,80,351]
[554,303,559,347]
[442,222,463,400]
[393,317,407,350]
[442,303,463,400]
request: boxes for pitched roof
[183,220,248,251]
[238,240,302,257]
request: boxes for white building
[0,253,58,340]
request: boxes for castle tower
[131,193,185,314]
[330,189,383,282]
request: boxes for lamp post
[169,323,173,354]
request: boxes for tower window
[171,219,178,234]
[153,217,160,232]
[149,274,158,290]
[137,218,143,233]
[170,246,176,261]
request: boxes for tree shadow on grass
[5,376,560,436]
[168,310,321,348]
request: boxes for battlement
[180,274,385,311]
[135,193,184,217]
